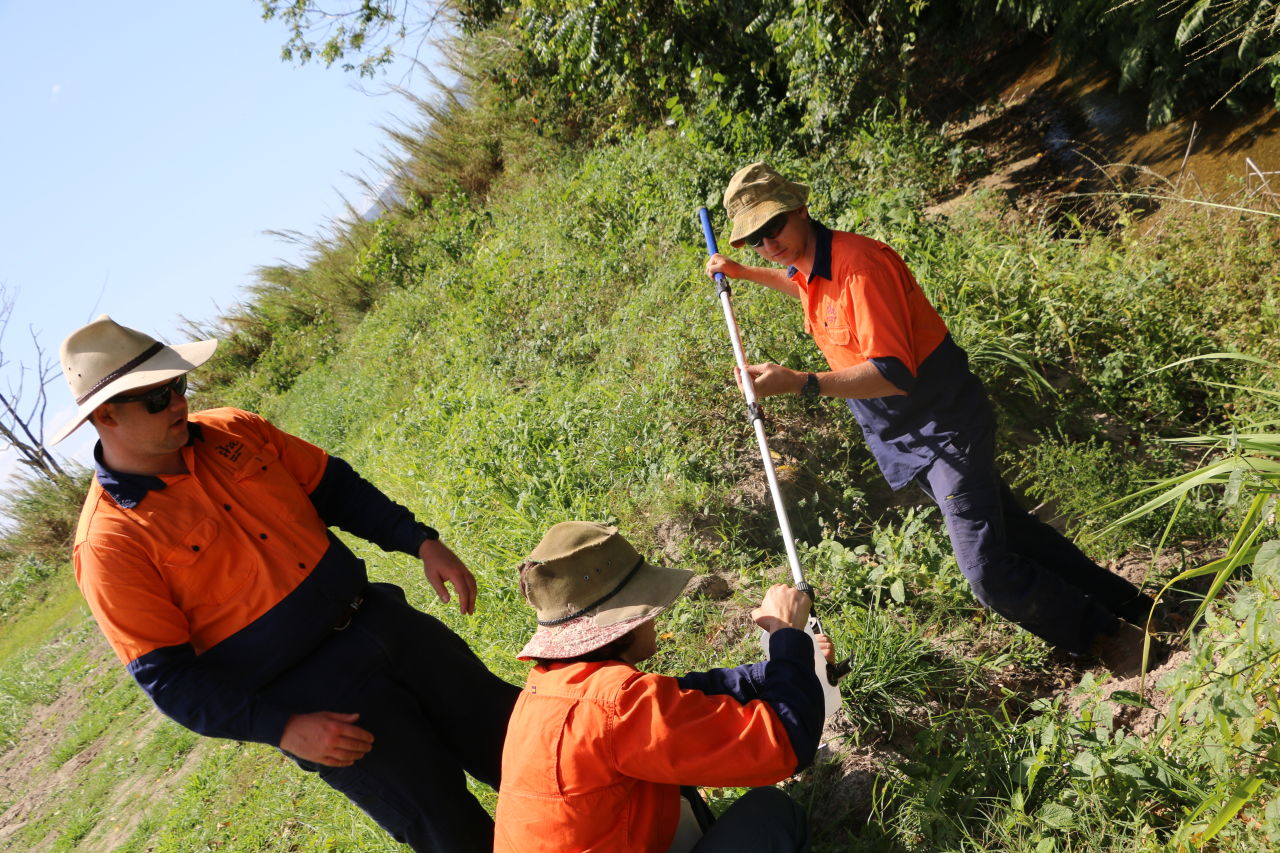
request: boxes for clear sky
[0,0,433,474]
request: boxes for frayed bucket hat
[48,315,218,446]
[723,161,809,248]
[516,522,692,660]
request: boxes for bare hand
[735,363,803,399]
[814,634,835,664]
[751,584,812,633]
[280,711,374,767]
[420,539,477,615]
[705,253,747,281]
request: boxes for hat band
[537,557,645,626]
[75,342,166,405]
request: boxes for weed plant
[0,466,90,572]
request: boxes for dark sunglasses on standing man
[744,212,790,248]
[108,374,188,414]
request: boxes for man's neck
[100,444,187,477]
[791,222,818,278]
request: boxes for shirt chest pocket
[814,291,853,346]
[818,324,852,346]
[161,516,252,606]
[235,442,312,525]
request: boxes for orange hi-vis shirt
[74,407,335,665]
[71,406,434,745]
[790,228,948,375]
[494,629,825,853]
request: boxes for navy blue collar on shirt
[787,220,834,282]
[94,422,204,509]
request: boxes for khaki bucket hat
[723,162,809,248]
[48,315,218,446]
[516,521,692,660]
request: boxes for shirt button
[297,563,306,570]
[191,545,200,552]
[259,533,268,540]
[223,504,232,511]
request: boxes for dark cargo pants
[692,787,810,853]
[916,430,1154,654]
[264,582,520,852]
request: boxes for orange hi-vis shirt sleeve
[73,408,333,666]
[791,228,948,374]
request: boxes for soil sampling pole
[698,206,847,713]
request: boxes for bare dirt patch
[0,649,113,845]
[924,39,1280,224]
[0,629,207,850]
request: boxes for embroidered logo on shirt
[216,440,244,462]
[824,300,838,327]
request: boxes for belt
[333,595,364,631]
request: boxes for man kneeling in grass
[494,521,831,853]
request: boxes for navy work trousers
[916,430,1153,654]
[263,582,520,852]
[693,787,810,853]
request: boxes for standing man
[51,315,519,851]
[704,162,1162,675]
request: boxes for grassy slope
[1,119,1278,850]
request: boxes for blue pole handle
[697,207,725,285]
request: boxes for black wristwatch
[800,372,820,400]
[415,524,441,551]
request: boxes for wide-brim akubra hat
[516,521,692,660]
[48,315,218,446]
[723,161,809,248]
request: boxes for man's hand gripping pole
[698,207,849,712]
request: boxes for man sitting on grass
[494,520,832,853]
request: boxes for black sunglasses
[108,375,188,414]
[744,212,789,248]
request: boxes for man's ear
[90,405,117,428]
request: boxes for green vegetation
[1,1,1278,850]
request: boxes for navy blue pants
[263,583,520,852]
[916,430,1153,654]
[693,787,810,852]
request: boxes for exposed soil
[0,667,110,845]
[0,630,208,850]
[924,38,1280,224]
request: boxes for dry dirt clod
[685,573,731,600]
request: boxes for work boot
[1090,621,1168,678]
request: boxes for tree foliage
[259,0,445,76]
[259,2,1280,129]
[445,0,1280,142]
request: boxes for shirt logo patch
[824,300,838,327]
[216,440,244,462]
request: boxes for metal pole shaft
[698,207,807,592]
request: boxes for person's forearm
[309,456,435,555]
[751,361,905,399]
[737,265,800,298]
[128,644,293,744]
[817,362,906,399]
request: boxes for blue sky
[0,0,434,473]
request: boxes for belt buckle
[333,595,364,631]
